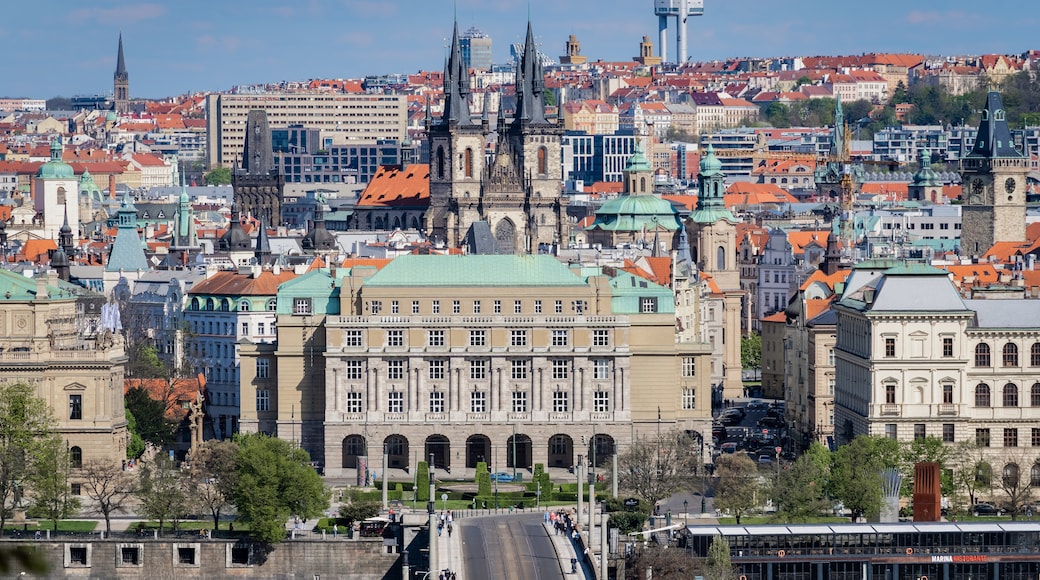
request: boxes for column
[372,369,380,412]
[600,512,609,580]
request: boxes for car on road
[972,502,1004,516]
[489,472,515,482]
[719,413,742,426]
[757,454,775,465]
[720,442,739,454]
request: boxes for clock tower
[960,91,1028,257]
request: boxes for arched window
[1004,463,1020,487]
[267,299,277,311]
[1032,464,1040,487]
[206,298,215,311]
[1031,343,1040,366]
[190,297,199,310]
[436,147,445,179]
[1004,383,1019,407]
[1032,383,1040,407]
[537,147,547,175]
[640,177,646,192]
[69,446,82,468]
[1003,343,1019,367]
[464,148,473,178]
[716,246,726,270]
[975,383,991,407]
[975,343,991,367]
[239,300,251,312]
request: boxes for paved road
[459,514,566,580]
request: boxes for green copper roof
[106,194,149,272]
[607,270,674,314]
[0,269,67,302]
[699,144,723,176]
[363,255,587,287]
[589,194,682,231]
[37,138,74,180]
[624,141,652,173]
[276,270,341,315]
[912,149,943,187]
[882,263,949,276]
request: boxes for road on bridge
[458,513,568,580]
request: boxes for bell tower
[113,34,129,115]
[960,91,1029,257]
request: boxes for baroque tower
[960,91,1029,257]
[113,34,129,115]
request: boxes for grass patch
[2,520,97,533]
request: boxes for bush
[415,462,430,502]
[603,496,648,513]
[609,511,649,534]
[476,461,491,496]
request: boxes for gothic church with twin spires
[425,22,569,254]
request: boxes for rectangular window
[494,300,501,314]
[428,359,446,380]
[884,337,896,357]
[885,423,897,439]
[885,384,896,404]
[511,359,527,380]
[387,329,404,347]
[391,300,399,314]
[942,423,955,443]
[1005,428,1018,447]
[257,322,265,335]
[555,300,563,314]
[256,389,270,412]
[345,330,363,347]
[412,300,420,314]
[429,391,445,413]
[593,329,610,347]
[427,330,445,347]
[432,300,440,314]
[241,322,249,335]
[370,300,382,314]
[593,359,610,380]
[514,300,522,314]
[69,394,82,420]
[914,424,926,440]
[469,330,486,347]
[470,391,486,413]
[387,360,405,380]
[976,428,991,447]
[510,330,528,347]
[345,360,363,380]
[551,329,569,347]
[594,391,610,412]
[469,359,487,380]
[294,297,313,315]
[534,300,542,314]
[943,384,954,404]
[640,297,657,313]
[552,391,569,412]
[473,300,481,314]
[551,359,569,379]
[345,392,362,413]
[1033,428,1040,447]
[387,391,404,413]
[942,337,954,357]
[682,357,696,377]
[452,300,461,314]
[256,358,270,379]
[682,388,695,410]
[511,391,528,413]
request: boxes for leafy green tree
[764,102,791,128]
[618,429,701,508]
[772,452,830,522]
[27,436,81,531]
[952,441,992,507]
[186,440,238,531]
[830,435,900,520]
[793,76,812,89]
[475,461,491,496]
[0,383,58,536]
[891,81,908,104]
[740,333,762,370]
[204,167,233,185]
[903,436,954,496]
[124,387,174,448]
[231,433,330,544]
[338,488,380,529]
[415,461,431,502]
[136,452,190,536]
[80,459,137,534]
[125,409,146,459]
[126,344,164,378]
[714,453,759,524]
[704,534,739,580]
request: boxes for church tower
[232,110,285,226]
[960,91,1029,257]
[687,145,744,399]
[113,34,129,115]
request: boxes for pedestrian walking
[333,524,338,538]
[447,523,453,538]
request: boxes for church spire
[968,91,1025,159]
[441,22,473,126]
[115,33,127,79]
[515,21,548,125]
[113,33,130,114]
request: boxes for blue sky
[3,0,1037,99]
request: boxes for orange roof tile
[761,311,787,323]
[19,239,57,262]
[124,374,205,421]
[805,298,834,322]
[189,269,297,296]
[787,230,830,254]
[357,164,430,207]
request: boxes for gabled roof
[357,164,430,207]
[189,269,298,296]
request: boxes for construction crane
[836,122,856,258]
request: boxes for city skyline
[2,0,1037,99]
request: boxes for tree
[81,459,136,534]
[772,451,830,522]
[764,102,791,128]
[830,435,901,520]
[231,433,330,544]
[704,534,739,580]
[338,488,380,529]
[903,436,954,496]
[204,167,232,186]
[124,387,175,448]
[136,452,190,536]
[27,437,81,531]
[628,543,702,579]
[186,440,238,531]
[618,429,700,508]
[0,383,58,537]
[994,455,1037,520]
[951,441,991,507]
[740,333,761,371]
[713,454,759,524]
[125,409,146,459]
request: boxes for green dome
[588,194,682,232]
[106,111,118,122]
[699,143,723,176]
[624,141,652,173]
[37,139,74,179]
[912,149,943,187]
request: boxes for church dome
[37,138,74,180]
[589,194,682,232]
[624,141,652,173]
[699,144,723,176]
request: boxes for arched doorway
[588,434,615,468]
[426,435,451,471]
[495,219,516,255]
[466,435,491,468]
[342,434,367,468]
[506,434,532,470]
[548,434,573,468]
[384,434,409,469]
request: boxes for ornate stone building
[232,110,285,226]
[425,22,568,253]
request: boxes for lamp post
[683,499,689,527]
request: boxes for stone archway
[426,435,451,471]
[548,434,574,469]
[466,435,491,468]
[506,433,532,470]
[342,434,367,469]
[588,434,615,468]
[384,434,409,469]
[495,218,516,255]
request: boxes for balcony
[466,413,489,422]
[425,413,448,422]
[937,403,958,416]
[384,413,407,422]
[549,412,573,422]
[508,412,530,422]
[341,413,365,422]
[591,412,614,422]
[880,404,900,416]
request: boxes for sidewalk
[543,522,588,579]
[436,517,464,579]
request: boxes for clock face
[1005,178,1017,194]
[971,179,984,195]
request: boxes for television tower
[654,0,704,65]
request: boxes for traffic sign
[775,446,782,454]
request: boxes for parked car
[720,442,738,454]
[757,454,775,465]
[490,472,515,482]
[972,502,1004,516]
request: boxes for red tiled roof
[357,164,430,207]
[189,269,297,296]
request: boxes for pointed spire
[969,91,1025,159]
[515,21,547,126]
[481,91,491,132]
[441,21,473,126]
[115,33,128,80]
[255,218,271,264]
